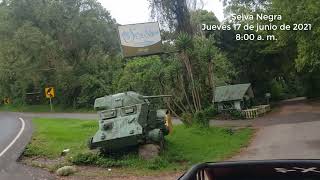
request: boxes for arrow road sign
[45,87,55,98]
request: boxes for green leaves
[175,32,194,51]
[0,0,119,105]
[117,56,164,95]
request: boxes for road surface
[0,112,53,180]
[232,100,320,160]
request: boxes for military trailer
[88,91,172,153]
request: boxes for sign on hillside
[118,22,162,58]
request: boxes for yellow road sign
[4,97,10,104]
[45,87,55,98]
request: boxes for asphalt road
[0,112,53,180]
[232,100,320,160]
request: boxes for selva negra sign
[118,22,162,57]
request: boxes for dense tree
[271,0,320,97]
[221,0,308,100]
[190,9,221,43]
[148,0,231,121]
[0,0,120,106]
[148,0,205,34]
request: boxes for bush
[181,106,217,127]
[181,113,193,126]
[203,105,218,118]
[71,151,173,170]
[228,110,245,120]
[303,71,320,98]
[270,79,285,100]
[270,78,304,100]
[71,152,99,165]
[71,152,132,167]
[192,110,210,127]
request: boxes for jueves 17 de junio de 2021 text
[202,13,312,41]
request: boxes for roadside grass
[0,104,94,113]
[24,118,253,173]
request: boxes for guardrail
[242,105,271,119]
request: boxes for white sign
[117,22,163,57]
[118,22,161,47]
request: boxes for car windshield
[0,0,319,180]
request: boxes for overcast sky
[98,0,224,25]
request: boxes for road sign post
[49,97,53,112]
[45,87,55,112]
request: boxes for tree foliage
[221,0,319,99]
[0,0,120,106]
[149,0,205,34]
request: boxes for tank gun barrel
[142,95,172,99]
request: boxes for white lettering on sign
[118,22,161,48]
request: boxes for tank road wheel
[87,137,94,150]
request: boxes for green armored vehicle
[88,91,172,152]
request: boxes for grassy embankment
[23,118,253,175]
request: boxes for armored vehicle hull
[88,91,171,152]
